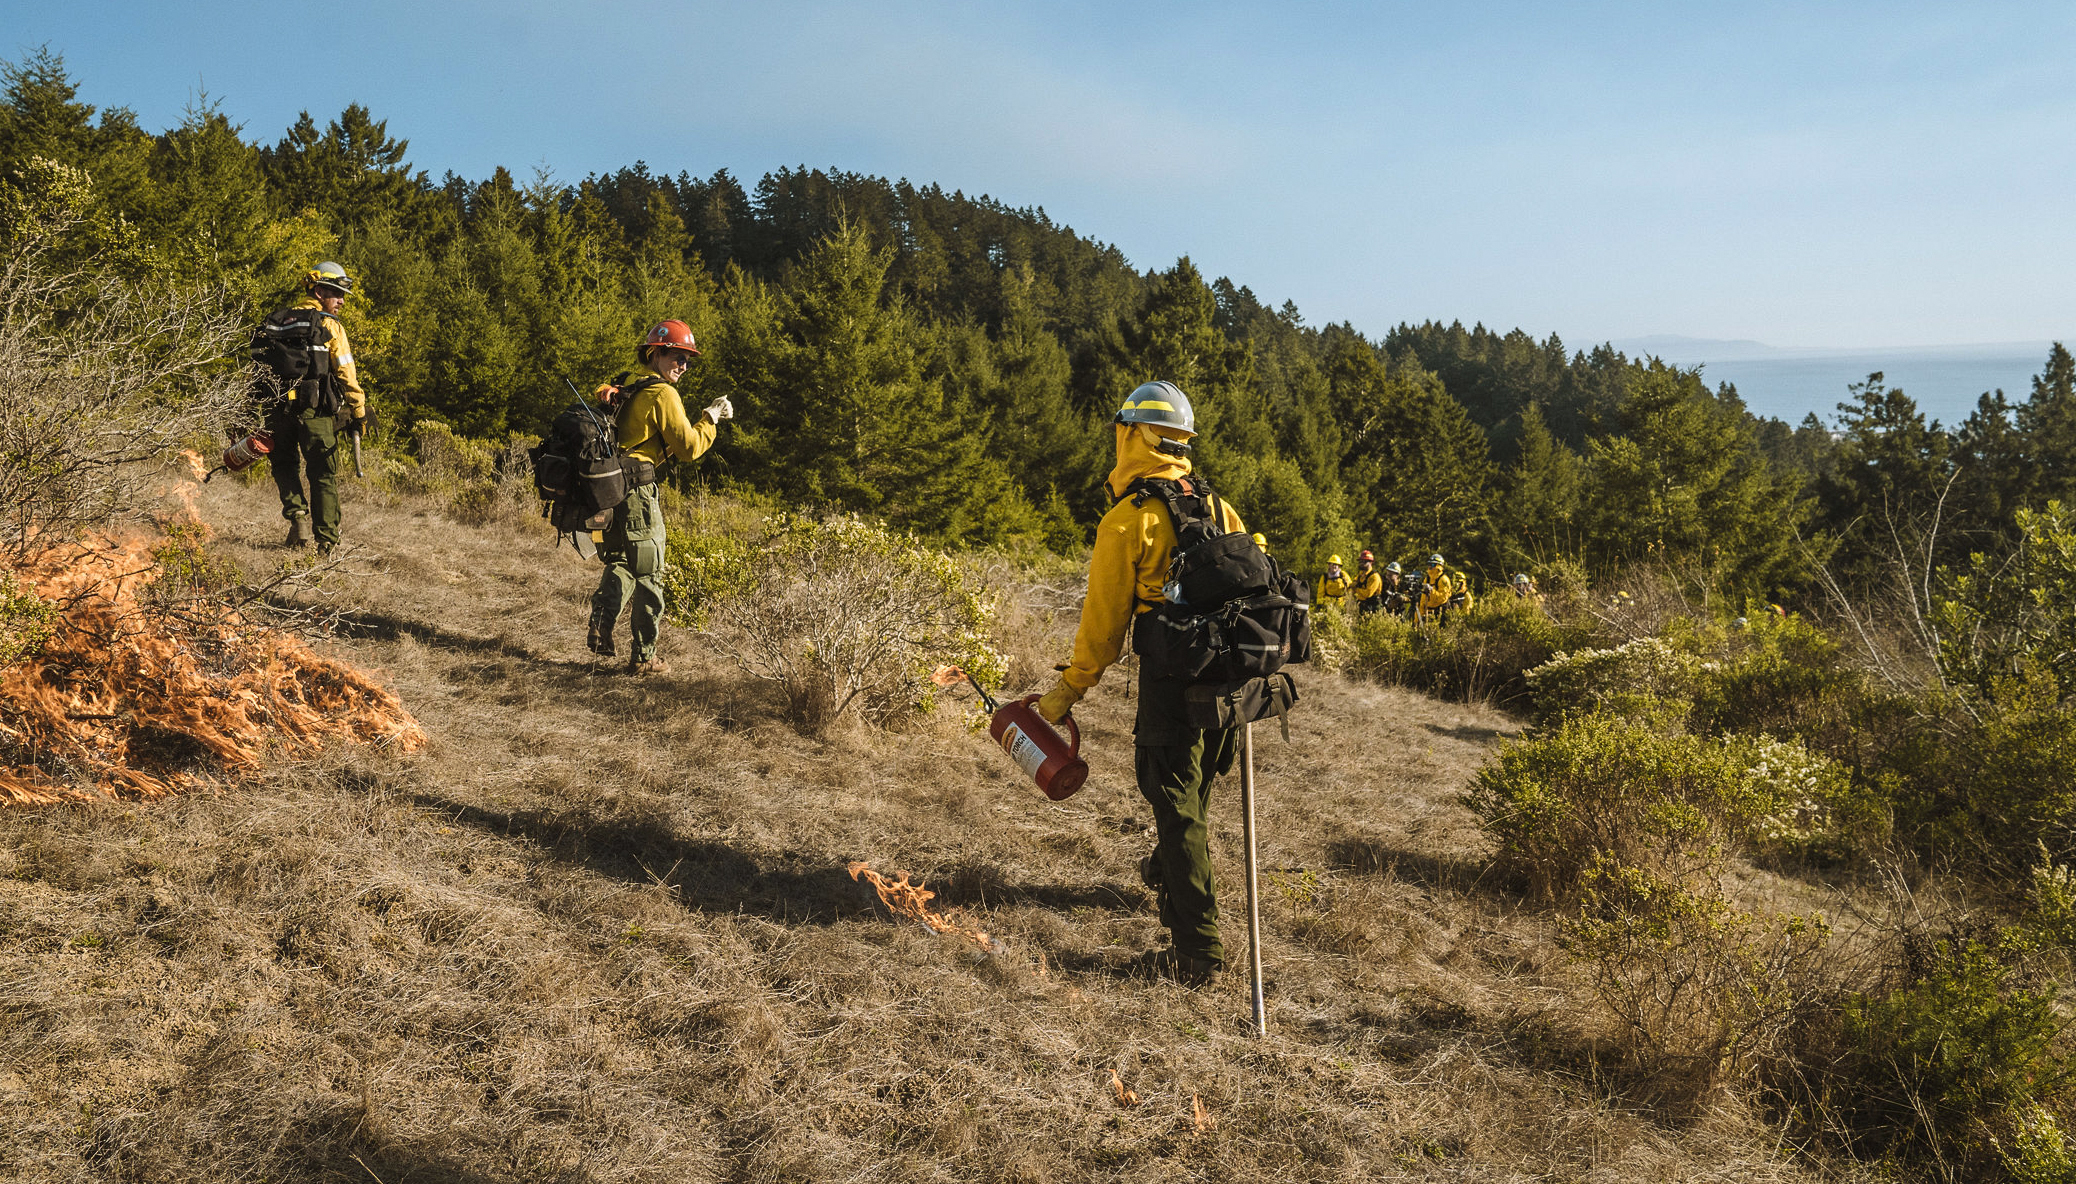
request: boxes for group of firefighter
[255,264,1506,991]
[1305,550,1543,622]
[260,262,728,676]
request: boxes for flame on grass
[0,532,425,806]
[1108,1068,1139,1107]
[178,449,209,481]
[1193,1093,1214,1132]
[847,860,1003,953]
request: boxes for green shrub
[1470,710,1887,896]
[1332,595,1602,708]
[1694,611,1871,748]
[1730,735,1890,864]
[0,569,55,666]
[2003,1106,2076,1184]
[1562,855,1830,1106]
[1467,708,1763,898]
[661,513,1004,731]
[1525,635,1706,723]
[1830,939,2069,1176]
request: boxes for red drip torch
[205,430,274,483]
[937,667,1089,801]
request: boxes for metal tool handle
[351,433,365,478]
[1241,720,1266,1037]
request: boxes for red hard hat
[641,320,700,356]
[1359,550,1374,562]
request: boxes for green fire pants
[268,401,341,549]
[590,483,667,663]
[1135,671,1239,966]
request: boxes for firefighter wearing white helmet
[1034,380,1246,984]
[586,319,734,674]
[1419,553,1454,616]
[260,262,369,552]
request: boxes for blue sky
[11,1,2075,350]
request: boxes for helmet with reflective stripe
[641,320,701,357]
[1386,561,1402,573]
[306,261,354,295]
[1327,554,1344,567]
[1428,553,1445,567]
[1359,550,1374,564]
[1115,380,1195,434]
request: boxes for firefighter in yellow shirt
[586,320,734,674]
[1350,549,1385,614]
[1418,553,1454,620]
[1034,381,1247,984]
[1316,556,1353,609]
[265,262,368,552]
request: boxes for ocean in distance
[1612,338,2061,429]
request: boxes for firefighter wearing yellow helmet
[1034,380,1245,985]
[1251,532,1269,556]
[260,262,369,552]
[1315,554,1352,608]
[586,320,735,675]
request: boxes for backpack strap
[1126,475,1220,523]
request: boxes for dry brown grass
[0,474,1880,1182]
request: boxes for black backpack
[1126,476,1313,684]
[249,307,336,413]
[529,376,660,538]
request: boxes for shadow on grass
[1423,721,1518,745]
[1327,837,1510,896]
[416,793,869,926]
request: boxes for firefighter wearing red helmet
[1351,549,1384,614]
[586,319,735,674]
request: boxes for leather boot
[284,516,312,548]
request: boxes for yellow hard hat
[1251,533,1267,547]
[1328,554,1343,566]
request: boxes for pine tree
[1582,364,1807,597]
[741,223,994,538]
[1814,372,1954,592]
[2020,343,2076,505]
[1495,402,1583,568]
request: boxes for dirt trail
[0,475,1827,1182]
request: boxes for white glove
[703,396,734,424]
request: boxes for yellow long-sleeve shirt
[614,362,718,467]
[1063,482,1247,693]
[1315,570,1352,607]
[1350,569,1383,602]
[288,297,366,419]
[1420,567,1454,610]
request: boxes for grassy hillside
[0,473,1845,1182]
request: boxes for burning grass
[850,859,1003,953]
[0,528,424,805]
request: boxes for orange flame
[1193,1093,1214,1132]
[1,532,425,806]
[1108,1068,1139,1108]
[929,664,967,688]
[178,449,209,481]
[848,860,1001,953]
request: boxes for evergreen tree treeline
[4,48,2069,603]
